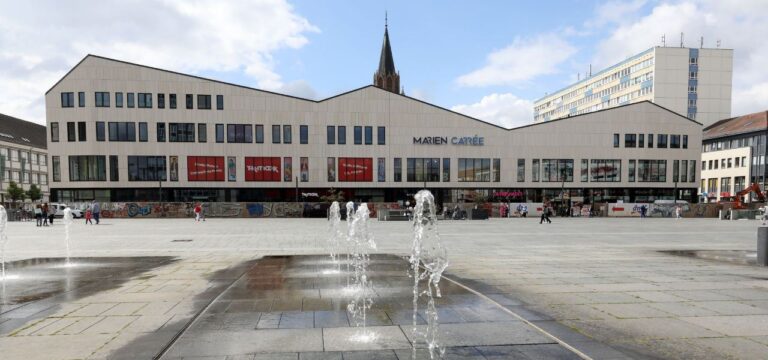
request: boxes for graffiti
[202,203,242,217]
[127,203,152,217]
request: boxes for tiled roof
[0,113,47,149]
[703,111,768,140]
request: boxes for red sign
[720,192,731,197]
[187,156,225,181]
[493,191,524,198]
[245,157,281,181]
[338,158,372,182]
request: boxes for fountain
[410,190,449,359]
[63,207,74,266]
[0,205,7,281]
[344,201,356,287]
[327,201,343,263]
[346,203,377,341]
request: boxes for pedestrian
[540,199,552,224]
[194,203,202,222]
[762,204,768,225]
[85,207,93,225]
[42,203,49,226]
[640,205,647,219]
[522,204,528,218]
[34,204,42,226]
[92,200,101,225]
[675,205,682,220]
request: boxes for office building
[0,113,50,204]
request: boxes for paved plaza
[1,217,767,359]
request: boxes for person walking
[85,207,93,225]
[42,203,49,226]
[194,203,202,222]
[675,205,682,220]
[34,204,42,226]
[540,199,552,224]
[522,204,528,218]
[92,200,101,225]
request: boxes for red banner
[245,157,281,181]
[338,158,372,182]
[187,156,225,181]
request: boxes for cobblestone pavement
[0,217,766,359]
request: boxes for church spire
[374,12,402,94]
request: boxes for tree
[320,188,345,204]
[7,181,25,208]
[26,184,42,203]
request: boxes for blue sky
[0,0,766,127]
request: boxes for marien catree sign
[413,136,485,146]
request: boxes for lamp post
[295,176,299,202]
[560,168,567,217]
[159,179,164,217]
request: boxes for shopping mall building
[45,27,703,205]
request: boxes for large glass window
[52,156,60,182]
[139,122,148,142]
[216,95,224,110]
[720,177,731,194]
[377,158,385,182]
[580,159,588,182]
[638,134,645,148]
[628,160,636,182]
[272,125,280,144]
[364,126,373,145]
[493,158,501,182]
[683,135,688,149]
[338,126,346,144]
[78,92,85,107]
[77,121,86,141]
[116,92,124,107]
[227,124,253,143]
[541,159,574,182]
[648,134,654,148]
[283,125,292,144]
[50,122,59,142]
[670,135,681,149]
[673,160,680,182]
[168,123,195,142]
[109,155,118,181]
[517,159,526,182]
[108,122,136,142]
[394,158,402,182]
[127,93,135,108]
[406,158,440,182]
[68,155,106,181]
[216,124,224,143]
[61,92,74,107]
[377,126,386,145]
[300,125,308,144]
[157,123,166,142]
[354,126,362,144]
[138,93,152,108]
[657,134,668,148]
[158,94,165,109]
[327,126,335,144]
[169,94,177,109]
[197,95,211,109]
[689,160,696,183]
[185,94,193,109]
[128,156,166,181]
[95,92,110,107]
[443,158,450,182]
[680,160,688,182]
[255,125,264,143]
[338,158,373,182]
[198,123,207,143]
[67,122,76,142]
[637,160,667,182]
[458,158,491,182]
[625,134,636,148]
[613,134,619,148]
[589,159,621,182]
[532,159,540,182]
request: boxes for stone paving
[0,217,766,359]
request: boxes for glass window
[300,157,309,182]
[354,126,362,144]
[629,160,636,182]
[648,134,654,148]
[95,92,110,107]
[226,124,252,143]
[168,123,195,142]
[682,135,688,149]
[636,160,667,182]
[327,157,336,182]
[394,158,402,182]
[61,92,74,107]
[517,159,526,182]
[377,126,385,145]
[169,94,177,109]
[532,159,540,182]
[625,134,636,148]
[216,124,224,143]
[581,159,588,182]
[443,158,450,182]
[51,122,59,142]
[406,158,440,182]
[338,126,346,144]
[157,123,166,142]
[458,158,492,182]
[78,92,85,107]
[670,135,681,148]
[589,159,621,182]
[216,95,224,110]
[138,122,148,142]
[638,134,645,148]
[283,125,292,144]
[255,125,264,143]
[185,94,193,109]
[68,155,106,181]
[109,155,119,181]
[115,92,123,107]
[657,134,668,148]
[108,122,137,142]
[197,95,211,109]
[272,125,280,144]
[127,93,135,108]
[327,126,335,144]
[295,125,307,144]
[541,159,574,182]
[377,158,385,182]
[52,156,60,182]
[96,122,105,141]
[128,156,167,181]
[67,122,76,142]
[613,134,619,147]
[364,126,372,145]
[77,122,86,141]
[198,123,207,143]
[689,160,696,183]
[681,160,688,182]
[137,93,152,108]
[158,94,165,109]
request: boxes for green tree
[26,184,42,203]
[320,188,345,203]
[7,181,25,208]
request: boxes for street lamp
[560,168,567,217]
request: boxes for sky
[1,0,767,128]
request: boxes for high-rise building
[534,46,733,127]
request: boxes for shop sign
[413,136,485,146]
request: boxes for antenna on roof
[680,32,684,47]
[700,36,704,48]
[661,34,666,47]
[589,64,592,77]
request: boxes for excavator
[732,183,766,210]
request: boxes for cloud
[277,80,318,100]
[456,34,577,87]
[451,93,533,129]
[586,0,647,28]
[0,0,318,123]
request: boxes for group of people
[33,203,55,226]
[498,203,529,218]
[84,200,101,225]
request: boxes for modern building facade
[701,110,768,202]
[534,46,733,127]
[44,54,702,206]
[0,113,50,204]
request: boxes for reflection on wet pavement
[159,255,581,359]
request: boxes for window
[613,134,619,148]
[96,122,105,141]
[168,123,195,142]
[443,158,450,182]
[198,123,207,143]
[61,92,74,107]
[493,158,501,182]
[394,158,402,182]
[327,126,336,144]
[272,125,280,144]
[327,158,336,182]
[78,92,85,107]
[673,160,680,182]
[283,125,292,144]
[137,93,152,108]
[67,122,76,142]
[589,159,621,182]
[688,99,697,107]
[185,94,193,109]
[95,92,110,107]
[338,126,346,144]
[690,57,697,64]
[157,123,166,142]
[629,160,636,182]
[735,157,740,167]
[657,134,668,148]
[377,126,386,145]
[688,85,697,93]
[216,124,224,143]
[77,122,86,141]
[581,159,588,182]
[115,92,123,107]
[458,158,492,182]
[354,126,362,144]
[338,158,373,182]
[108,122,136,142]
[68,155,106,181]
[532,159,540,182]
[541,159,574,182]
[158,94,165,109]
[51,122,59,142]
[690,71,697,79]
[169,94,177,109]
[625,134,636,148]
[648,134,654,148]
[670,135,681,149]
[681,160,689,182]
[128,156,166,181]
[52,156,60,182]
[636,160,667,182]
[226,124,252,143]
[255,125,264,143]
[735,176,746,193]
[127,93,135,108]
[682,135,688,149]
[364,126,373,145]
[638,134,645,148]
[109,155,119,181]
[727,158,732,168]
[516,159,526,182]
[138,122,148,142]
[406,158,440,182]
[689,160,696,183]
[187,156,225,181]
[197,95,211,109]
[300,125,308,144]
[244,157,281,181]
[377,158,385,182]
[41,174,47,185]
[216,95,223,110]
[720,177,731,194]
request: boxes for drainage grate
[171,239,193,242]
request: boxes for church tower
[373,14,403,95]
